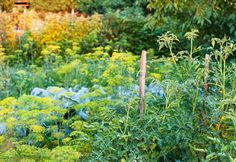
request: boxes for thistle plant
[210,37,236,100]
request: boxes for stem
[165,94,169,109]
[190,39,193,59]
[123,104,130,135]
[170,48,176,64]
[192,84,199,113]
[222,59,226,100]
[168,43,176,64]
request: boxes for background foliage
[147,0,236,42]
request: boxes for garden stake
[139,50,147,114]
[202,54,210,126]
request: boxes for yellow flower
[0,136,4,145]
[23,43,30,49]
[16,70,27,76]
[6,117,16,123]
[62,137,72,144]
[92,79,99,83]
[56,60,80,75]
[65,48,74,56]
[121,159,126,162]
[48,45,61,52]
[72,79,78,85]
[0,45,5,52]
[150,73,161,80]
[30,125,45,133]
[28,37,33,41]
[41,49,50,55]
[127,67,134,73]
[36,134,44,141]
[0,97,18,109]
[6,117,17,128]
[0,109,12,115]
[52,132,64,139]
[104,45,111,51]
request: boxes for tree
[147,0,236,40]
[74,0,158,54]
[75,0,148,14]
[0,0,14,12]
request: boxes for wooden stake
[139,50,147,114]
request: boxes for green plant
[184,29,199,59]
[158,31,179,64]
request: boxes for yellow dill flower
[0,97,18,109]
[23,43,30,49]
[41,49,50,55]
[36,135,44,141]
[6,117,16,122]
[0,109,12,115]
[16,70,27,76]
[30,125,45,133]
[27,37,33,41]
[92,79,99,83]
[48,45,61,52]
[57,60,80,75]
[150,73,161,80]
[0,136,4,145]
[127,67,134,73]
[52,132,64,139]
[62,137,72,144]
